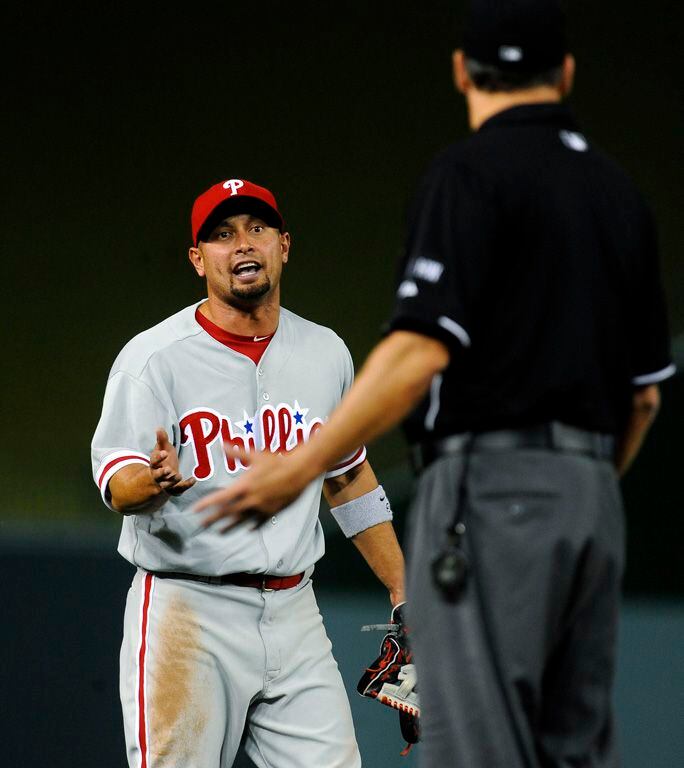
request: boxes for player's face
[190,214,290,308]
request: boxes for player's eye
[251,225,264,233]
[218,230,233,239]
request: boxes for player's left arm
[323,460,405,608]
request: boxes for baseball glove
[357,602,420,756]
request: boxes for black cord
[431,436,474,600]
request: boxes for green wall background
[3,2,682,588]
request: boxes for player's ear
[188,246,206,277]
[453,49,470,94]
[280,232,291,264]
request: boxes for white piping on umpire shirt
[397,280,419,298]
[411,257,445,283]
[424,373,443,432]
[632,363,676,386]
[437,316,471,348]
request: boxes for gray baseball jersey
[91,300,366,576]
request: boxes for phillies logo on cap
[223,179,245,196]
[191,177,285,245]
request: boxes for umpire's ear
[559,54,576,98]
[188,246,206,278]
[452,49,470,94]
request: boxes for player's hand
[150,428,196,497]
[194,444,313,532]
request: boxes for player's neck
[466,87,562,131]
[199,294,280,337]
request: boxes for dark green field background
[2,3,683,767]
[2,1,682,593]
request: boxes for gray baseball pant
[406,448,624,768]
[120,570,361,768]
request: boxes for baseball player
[91,178,407,768]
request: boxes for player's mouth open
[233,261,262,280]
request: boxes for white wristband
[330,484,393,538]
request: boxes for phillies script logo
[179,401,322,480]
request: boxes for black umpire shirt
[389,103,674,443]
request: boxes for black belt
[150,570,305,592]
[412,422,615,473]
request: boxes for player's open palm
[150,428,196,496]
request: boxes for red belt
[151,570,305,591]
[227,572,305,591]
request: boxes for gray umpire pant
[406,447,624,768]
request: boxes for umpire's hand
[194,444,314,532]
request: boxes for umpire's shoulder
[414,135,491,197]
[585,141,654,215]
[438,130,485,160]
[108,302,203,379]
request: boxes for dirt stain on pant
[148,591,209,765]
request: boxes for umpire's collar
[478,102,577,132]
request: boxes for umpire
[389,3,674,766]
[194,1,674,766]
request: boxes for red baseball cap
[191,178,285,245]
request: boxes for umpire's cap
[463,0,567,73]
[192,178,285,245]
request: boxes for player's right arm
[92,366,194,514]
[109,428,196,514]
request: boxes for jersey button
[257,368,264,376]
[263,393,270,401]
[271,516,277,525]
[276,559,284,569]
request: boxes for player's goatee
[230,278,271,302]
